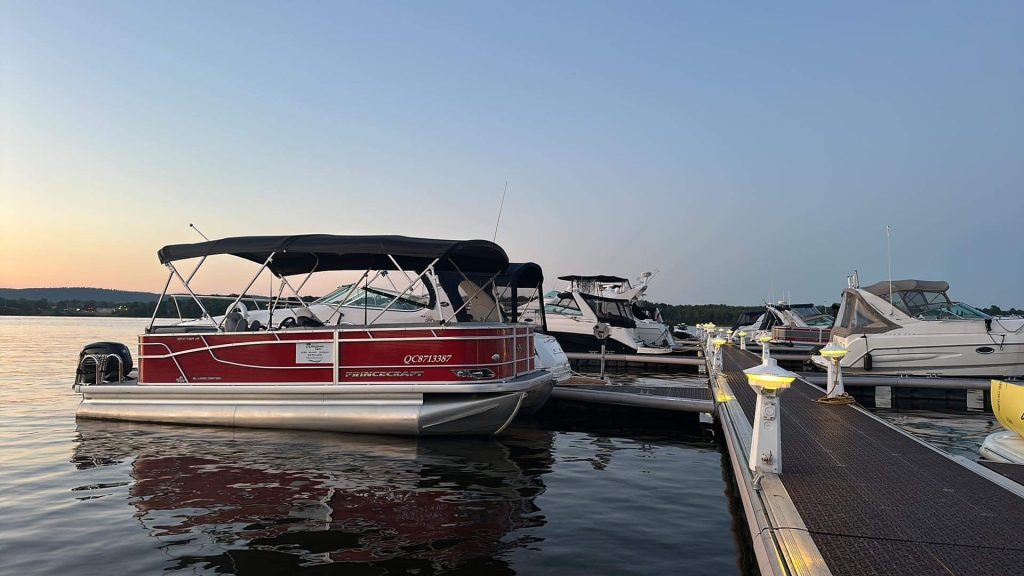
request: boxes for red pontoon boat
[73,234,553,436]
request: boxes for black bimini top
[558,274,628,283]
[157,234,509,277]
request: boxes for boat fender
[863,352,872,371]
[985,318,992,332]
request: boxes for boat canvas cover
[861,279,950,297]
[831,289,900,338]
[157,235,508,277]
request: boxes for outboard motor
[76,342,133,384]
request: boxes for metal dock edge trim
[712,373,832,576]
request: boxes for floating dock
[714,345,1024,575]
[551,375,713,413]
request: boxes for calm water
[0,317,746,576]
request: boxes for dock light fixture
[711,336,727,374]
[743,358,797,474]
[819,342,849,400]
[756,333,773,363]
[738,330,748,351]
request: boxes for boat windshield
[914,301,992,321]
[888,289,956,319]
[580,294,636,328]
[545,295,583,317]
[790,305,834,327]
[316,285,426,311]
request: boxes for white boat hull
[833,335,1024,378]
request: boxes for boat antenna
[886,224,893,315]
[492,181,508,242]
[189,223,210,241]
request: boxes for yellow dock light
[818,342,852,403]
[743,358,798,474]
[712,337,726,347]
[743,360,796,391]
[819,342,848,360]
[755,333,772,343]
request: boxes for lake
[0,317,747,575]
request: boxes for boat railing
[74,353,126,386]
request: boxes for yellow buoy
[991,380,1024,437]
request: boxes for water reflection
[73,421,554,574]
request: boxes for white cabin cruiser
[547,274,675,352]
[812,279,1024,378]
[541,275,671,355]
[73,234,554,436]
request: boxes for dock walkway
[717,345,1024,575]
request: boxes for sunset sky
[2,1,1022,306]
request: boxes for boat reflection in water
[72,420,554,573]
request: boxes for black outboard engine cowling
[76,342,133,384]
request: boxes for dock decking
[716,345,1024,576]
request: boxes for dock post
[711,336,726,375]
[743,359,797,474]
[738,330,747,351]
[756,333,772,364]
[820,342,849,399]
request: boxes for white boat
[812,279,1024,377]
[73,234,554,436]
[540,275,672,355]
[731,303,833,352]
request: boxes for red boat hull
[139,325,536,385]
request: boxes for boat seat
[248,320,263,331]
[223,311,248,331]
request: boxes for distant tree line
[635,301,759,327]
[0,296,315,319]
[3,297,1021,324]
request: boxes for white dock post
[711,336,726,375]
[743,359,797,474]
[737,330,747,351]
[756,333,772,363]
[819,342,849,399]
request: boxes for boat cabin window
[545,295,583,317]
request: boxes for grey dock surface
[716,345,1024,576]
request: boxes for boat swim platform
[551,375,714,414]
[714,345,1024,576]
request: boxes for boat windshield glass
[316,285,426,311]
[913,301,992,321]
[888,289,954,318]
[545,295,582,317]
[790,305,834,327]
[580,294,636,328]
